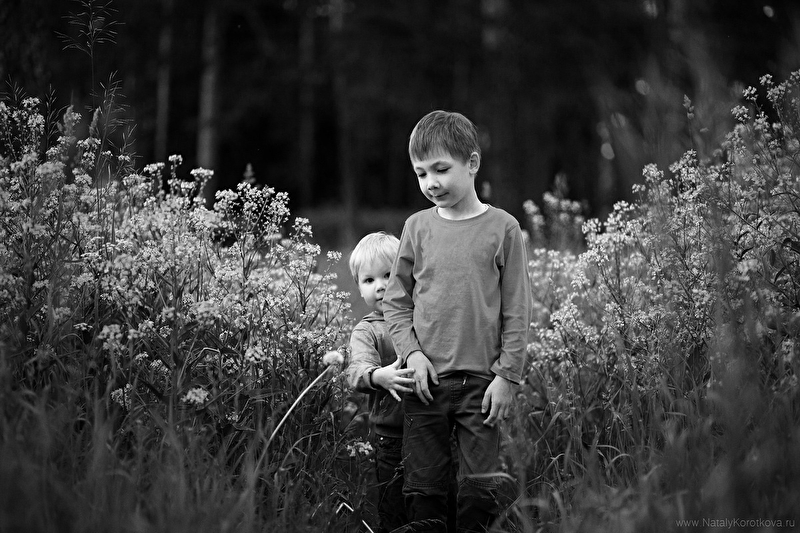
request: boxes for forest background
[4,0,800,230]
[5,0,800,315]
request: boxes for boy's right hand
[371,358,416,401]
[406,351,439,405]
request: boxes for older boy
[347,232,416,533]
[383,110,531,532]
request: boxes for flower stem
[265,365,333,449]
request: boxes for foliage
[506,71,800,531]
[4,11,800,528]
[0,89,380,531]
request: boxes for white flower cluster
[346,439,374,458]
[181,387,210,407]
[111,384,132,410]
[322,350,344,367]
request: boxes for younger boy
[383,110,531,532]
[347,232,416,533]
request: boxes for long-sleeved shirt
[383,206,531,384]
[346,311,403,438]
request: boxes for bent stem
[265,364,335,450]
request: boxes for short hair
[348,232,400,282]
[408,110,480,163]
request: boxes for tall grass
[3,9,800,528]
[507,73,800,531]
[0,87,380,531]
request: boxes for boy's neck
[437,193,487,220]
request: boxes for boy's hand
[482,375,516,427]
[406,351,439,405]
[371,358,416,401]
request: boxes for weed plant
[510,73,800,531]
[0,89,378,531]
[3,4,800,528]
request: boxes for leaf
[782,237,800,255]
[774,265,787,284]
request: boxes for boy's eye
[416,173,425,179]
[437,167,449,173]
[363,277,374,283]
[383,272,390,279]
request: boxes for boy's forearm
[384,226,425,361]
[490,360,524,385]
[348,327,383,391]
[383,256,422,361]
[383,293,422,361]
[346,362,378,392]
[384,312,423,362]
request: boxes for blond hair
[348,232,400,282]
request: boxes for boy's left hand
[482,375,516,427]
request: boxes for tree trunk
[479,0,520,220]
[296,2,316,207]
[330,0,357,247]
[154,0,173,166]
[198,0,221,206]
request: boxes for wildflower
[190,168,214,181]
[245,345,268,363]
[98,324,123,354]
[346,439,374,458]
[179,180,195,194]
[149,359,169,376]
[181,387,209,407]
[143,162,165,175]
[111,384,132,410]
[194,300,219,327]
[322,350,344,367]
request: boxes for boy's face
[411,150,479,214]
[357,255,393,313]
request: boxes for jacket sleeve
[491,223,532,384]
[346,322,381,392]
[383,223,422,362]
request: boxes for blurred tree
[197,0,222,205]
[154,0,174,165]
[329,0,357,246]
[3,0,799,247]
[295,0,317,207]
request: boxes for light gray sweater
[383,206,531,384]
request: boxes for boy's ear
[468,152,481,173]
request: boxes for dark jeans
[375,435,407,533]
[402,373,500,533]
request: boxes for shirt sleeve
[346,322,381,392]
[383,222,423,361]
[491,223,532,384]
